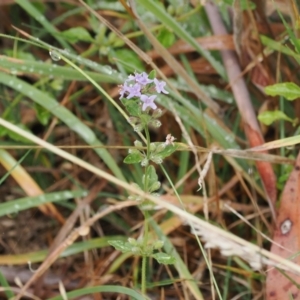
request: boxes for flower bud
[128,238,137,245]
[153,240,164,249]
[141,158,149,167]
[149,143,156,151]
[134,124,144,132]
[128,148,139,154]
[131,246,140,254]
[152,108,163,118]
[134,140,143,148]
[127,117,139,125]
[155,143,166,153]
[151,155,163,164]
[149,119,162,128]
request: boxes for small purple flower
[154,78,169,94]
[134,72,153,86]
[119,82,130,98]
[126,74,135,82]
[140,94,157,111]
[127,83,142,99]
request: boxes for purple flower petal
[140,94,157,111]
[154,78,169,94]
[135,72,153,86]
[127,83,142,99]
[119,82,130,98]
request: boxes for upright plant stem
[141,253,147,294]
[140,124,151,295]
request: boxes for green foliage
[121,99,142,117]
[143,165,161,192]
[260,35,300,64]
[113,49,144,72]
[152,252,176,264]
[108,240,133,253]
[258,110,297,126]
[110,71,176,291]
[124,151,143,164]
[148,70,156,80]
[108,238,173,265]
[153,142,178,159]
[34,103,51,126]
[61,27,94,43]
[265,82,300,100]
[157,28,175,48]
[136,0,226,78]
[0,270,13,299]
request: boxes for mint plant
[108,71,177,295]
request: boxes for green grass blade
[0,55,122,83]
[0,190,87,217]
[0,72,125,181]
[47,285,146,300]
[0,236,126,265]
[260,35,300,64]
[135,0,226,79]
[0,270,14,299]
[15,0,70,49]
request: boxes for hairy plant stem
[141,124,151,295]
[141,253,147,294]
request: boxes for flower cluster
[119,72,169,111]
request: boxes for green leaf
[124,152,143,164]
[258,110,295,126]
[35,103,51,125]
[152,252,176,264]
[50,78,64,91]
[113,49,144,72]
[61,27,93,43]
[144,165,158,184]
[148,70,156,80]
[156,143,179,158]
[122,99,142,117]
[157,28,176,48]
[143,165,161,192]
[265,82,300,100]
[108,240,132,253]
[148,181,161,193]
